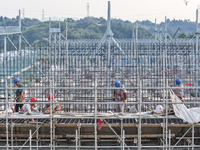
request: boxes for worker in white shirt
[20,97,38,122]
[173,79,184,101]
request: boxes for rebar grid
[1,4,200,150]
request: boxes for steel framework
[1,1,200,150]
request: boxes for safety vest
[47,104,62,111]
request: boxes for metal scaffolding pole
[19,9,22,75]
[195,9,199,97]
[138,81,142,150]
[1,3,200,150]
[163,50,168,150]
[50,80,53,150]
[76,130,78,150]
[66,21,68,73]
[192,124,195,150]
[5,80,9,150]
[106,1,112,103]
[11,119,14,150]
[122,130,125,150]
[29,130,32,150]
[94,77,98,150]
[121,119,123,150]
[169,129,171,150]
[36,120,39,150]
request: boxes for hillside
[0,16,197,48]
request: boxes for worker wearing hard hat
[113,81,127,115]
[21,97,38,114]
[173,79,184,101]
[42,94,62,114]
[155,105,164,114]
[20,97,38,122]
[13,78,25,112]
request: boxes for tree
[178,33,187,38]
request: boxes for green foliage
[178,32,194,39]
[0,16,197,48]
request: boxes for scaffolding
[1,1,200,150]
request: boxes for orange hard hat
[30,97,37,103]
[48,94,54,101]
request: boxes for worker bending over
[113,81,127,114]
[173,79,184,101]
[13,78,25,112]
[42,94,62,114]
[20,97,38,122]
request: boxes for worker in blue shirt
[173,79,184,101]
[13,78,24,112]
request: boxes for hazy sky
[0,0,199,23]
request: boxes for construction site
[1,1,200,150]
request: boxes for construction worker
[21,97,38,114]
[42,94,62,114]
[113,81,127,114]
[13,78,24,112]
[155,105,164,114]
[173,79,184,101]
[20,97,38,122]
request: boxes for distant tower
[22,8,25,19]
[42,9,45,21]
[87,3,90,17]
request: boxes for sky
[0,0,199,23]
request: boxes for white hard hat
[155,105,164,114]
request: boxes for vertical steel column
[169,130,171,150]
[78,120,81,150]
[58,20,61,69]
[154,19,157,76]
[54,33,57,78]
[136,22,140,112]
[94,77,98,150]
[122,130,125,150]
[138,81,142,150]
[11,119,13,150]
[53,119,56,150]
[106,1,112,109]
[121,119,123,150]
[50,80,53,150]
[66,22,68,73]
[163,50,168,150]
[19,9,22,75]
[4,32,9,150]
[192,124,195,150]
[36,120,39,150]
[5,80,9,150]
[195,9,199,97]
[29,130,32,150]
[76,130,78,150]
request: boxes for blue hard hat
[13,78,20,83]
[175,79,181,85]
[115,81,121,87]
